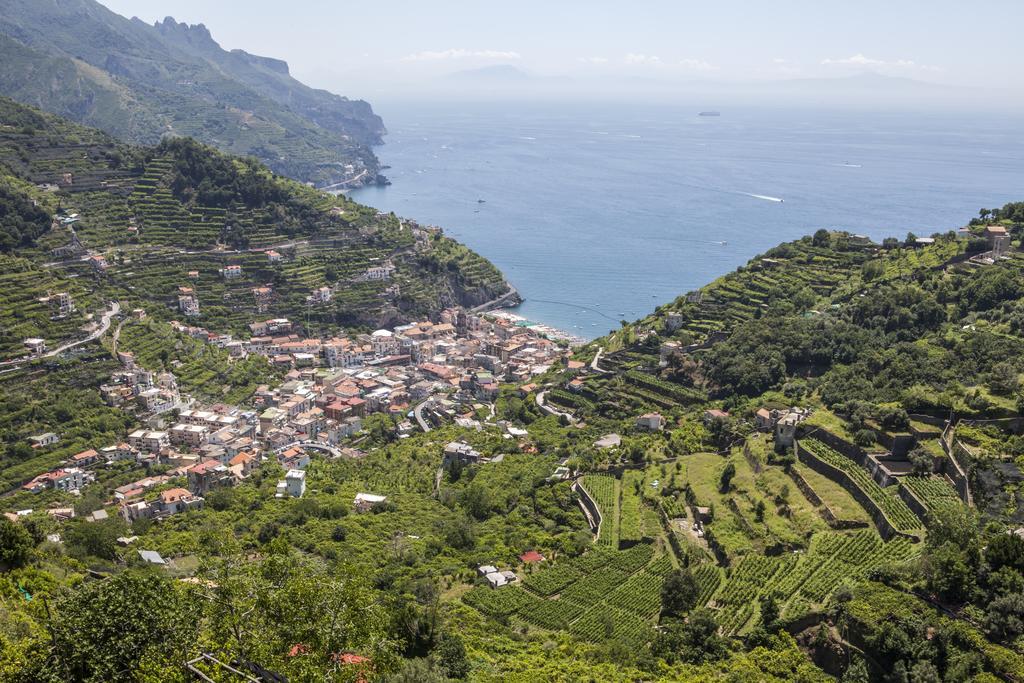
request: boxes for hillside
[1,201,1024,681]
[0,0,385,188]
[0,95,512,355]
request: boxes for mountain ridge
[0,0,387,188]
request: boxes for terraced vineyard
[800,438,922,532]
[117,320,282,403]
[0,257,103,360]
[619,470,645,544]
[466,542,665,647]
[703,530,921,634]
[580,474,619,546]
[901,475,962,516]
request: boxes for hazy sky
[100,0,1021,101]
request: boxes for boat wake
[744,193,784,203]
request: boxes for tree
[458,482,492,521]
[651,609,728,664]
[63,518,128,561]
[986,532,1024,573]
[989,362,1020,395]
[432,632,469,679]
[909,660,941,683]
[759,593,780,630]
[719,462,736,493]
[985,592,1024,642]
[907,447,933,476]
[812,229,831,247]
[45,571,200,682]
[0,518,33,568]
[841,657,870,683]
[660,568,699,617]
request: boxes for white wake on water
[744,193,785,203]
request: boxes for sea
[350,100,1024,340]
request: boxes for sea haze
[351,100,1024,339]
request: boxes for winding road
[0,301,121,372]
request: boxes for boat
[477,199,486,203]
[698,111,721,117]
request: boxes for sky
[99,0,1022,103]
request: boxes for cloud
[679,58,715,71]
[625,53,663,66]
[578,56,609,65]
[821,53,940,72]
[401,49,521,62]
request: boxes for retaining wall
[796,439,920,543]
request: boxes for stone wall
[796,439,920,543]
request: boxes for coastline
[485,309,587,346]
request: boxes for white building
[276,469,306,498]
[354,492,386,512]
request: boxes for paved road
[0,301,120,371]
[590,346,607,373]
[413,401,433,432]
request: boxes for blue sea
[351,100,1024,339]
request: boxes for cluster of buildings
[167,308,565,425]
[755,406,813,448]
[100,362,184,415]
[477,563,519,589]
[14,303,567,533]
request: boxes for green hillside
[0,95,511,345]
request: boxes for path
[590,346,608,373]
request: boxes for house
[220,264,243,279]
[665,311,684,332]
[755,408,775,430]
[519,550,545,564]
[227,451,257,478]
[635,413,664,431]
[23,338,46,356]
[127,430,169,453]
[265,250,283,263]
[158,488,204,515]
[186,459,233,495]
[169,423,209,447]
[276,469,306,499]
[22,468,89,494]
[774,410,808,448]
[353,492,386,512]
[484,571,509,589]
[703,409,730,424]
[29,433,59,448]
[307,286,332,304]
[567,378,585,393]
[443,442,481,466]
[178,287,200,316]
[69,448,100,467]
[984,225,1011,255]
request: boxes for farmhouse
[635,413,665,431]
